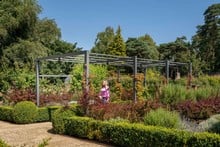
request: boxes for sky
[38,0,220,50]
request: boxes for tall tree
[0,0,41,49]
[126,34,159,59]
[108,26,126,56]
[192,3,220,72]
[91,26,114,54]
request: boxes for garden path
[0,121,114,147]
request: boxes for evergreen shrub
[144,108,181,129]
[12,101,38,124]
[0,106,13,122]
[52,105,76,134]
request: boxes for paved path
[0,121,114,147]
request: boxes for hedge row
[0,104,61,123]
[62,116,220,147]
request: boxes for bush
[52,105,76,134]
[0,138,9,147]
[198,114,220,134]
[144,108,181,129]
[160,84,187,104]
[0,106,13,122]
[64,116,220,147]
[36,107,50,122]
[12,101,38,124]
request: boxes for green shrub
[52,105,76,134]
[36,107,50,122]
[144,108,181,129]
[0,106,13,122]
[0,138,9,147]
[12,101,38,124]
[47,105,62,121]
[160,84,187,104]
[64,116,220,147]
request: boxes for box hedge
[0,106,13,122]
[62,116,220,147]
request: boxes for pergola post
[144,67,147,87]
[35,60,40,107]
[117,67,120,83]
[84,51,89,91]
[133,56,137,103]
[165,60,170,83]
[188,62,192,86]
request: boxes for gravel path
[0,121,114,147]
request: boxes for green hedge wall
[36,107,50,122]
[63,116,220,147]
[0,106,13,122]
[0,105,61,123]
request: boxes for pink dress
[99,87,110,103]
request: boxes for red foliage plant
[173,97,220,121]
[87,99,164,122]
[6,88,72,106]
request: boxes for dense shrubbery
[87,100,163,122]
[144,108,181,129]
[12,101,38,124]
[0,106,13,122]
[174,97,220,120]
[52,105,76,134]
[63,116,220,147]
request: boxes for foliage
[174,97,220,121]
[12,101,38,124]
[0,138,9,147]
[87,100,163,122]
[38,137,51,147]
[63,116,220,147]
[0,106,13,122]
[91,26,114,53]
[36,107,50,122]
[0,68,35,93]
[126,34,159,59]
[144,108,181,129]
[52,105,76,134]
[70,64,108,92]
[192,4,220,72]
[108,26,126,56]
[160,84,188,104]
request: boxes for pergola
[35,50,192,106]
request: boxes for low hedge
[63,116,220,147]
[12,101,38,124]
[0,103,62,123]
[36,107,50,122]
[52,105,76,134]
[0,106,13,122]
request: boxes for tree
[91,26,114,53]
[126,34,159,59]
[0,0,41,50]
[108,26,126,56]
[192,4,220,72]
[32,18,61,47]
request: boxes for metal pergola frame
[35,50,192,106]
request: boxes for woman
[99,80,110,104]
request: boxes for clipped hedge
[0,106,13,122]
[62,116,220,147]
[12,101,38,124]
[36,107,50,122]
[52,106,76,134]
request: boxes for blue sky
[38,0,220,50]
